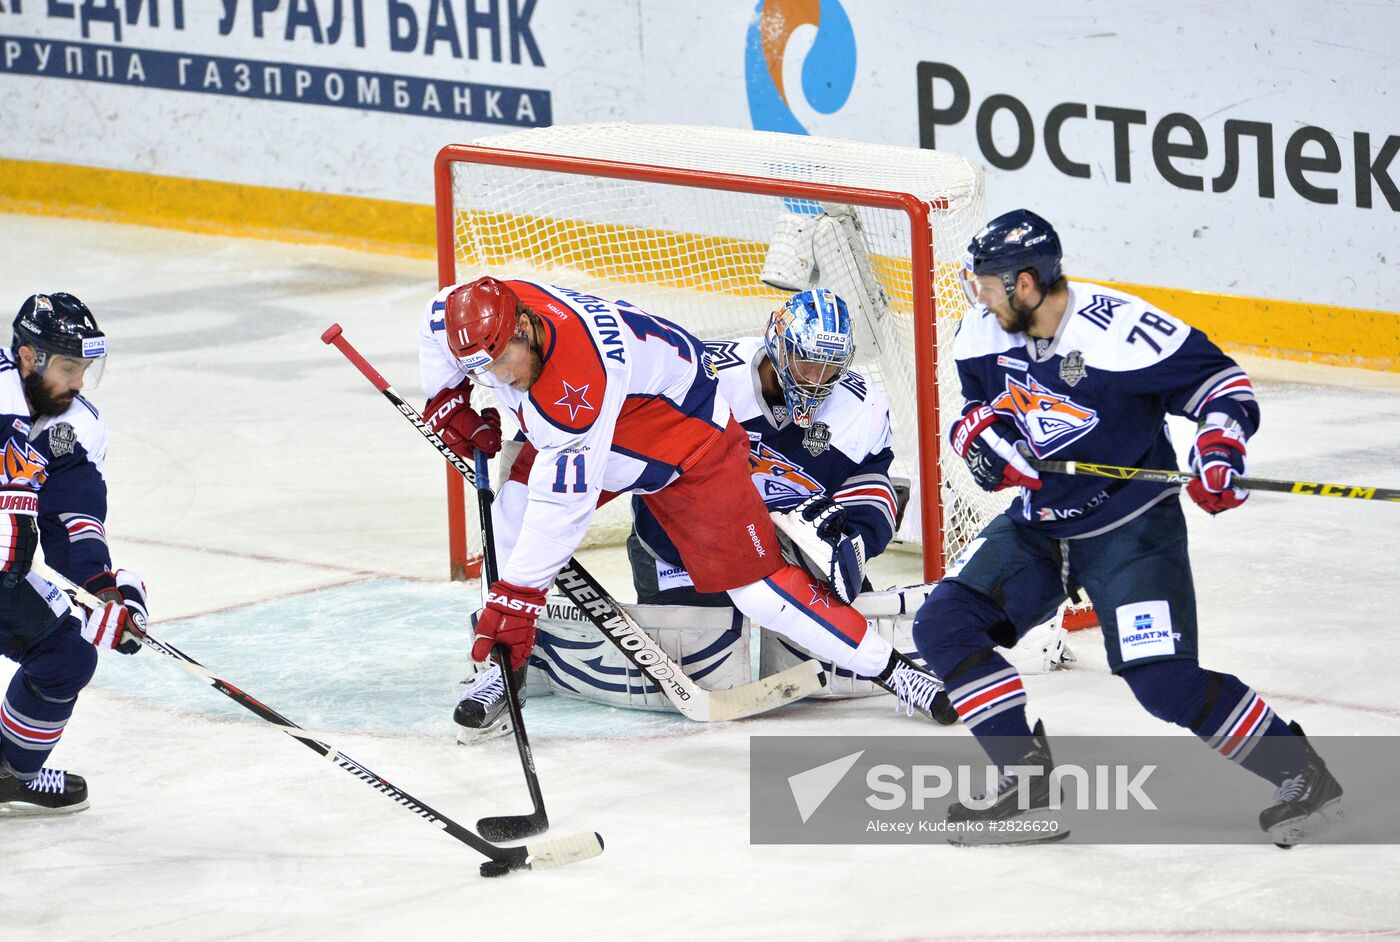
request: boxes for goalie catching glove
[473,580,546,670]
[78,569,148,655]
[950,404,1042,493]
[771,495,866,605]
[424,379,502,459]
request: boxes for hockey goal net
[434,123,1007,584]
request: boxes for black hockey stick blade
[474,645,549,842]
[473,447,551,841]
[477,809,550,843]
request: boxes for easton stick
[321,322,826,721]
[1032,459,1400,503]
[473,447,550,842]
[36,562,602,878]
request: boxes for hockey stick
[1032,459,1400,503]
[321,323,825,721]
[34,562,602,878]
[472,448,550,842]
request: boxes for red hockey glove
[424,380,502,459]
[1187,421,1249,514]
[81,569,148,655]
[950,404,1042,493]
[473,580,547,671]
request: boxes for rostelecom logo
[744,0,856,135]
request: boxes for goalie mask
[763,288,856,429]
[12,292,107,389]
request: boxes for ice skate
[946,720,1069,845]
[0,767,90,816]
[875,652,959,725]
[1259,722,1344,848]
[453,661,525,745]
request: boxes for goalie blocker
[512,584,1073,713]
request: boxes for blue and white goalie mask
[763,288,856,429]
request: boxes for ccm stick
[35,563,602,878]
[321,323,825,721]
[1033,459,1400,503]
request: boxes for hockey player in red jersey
[0,293,148,816]
[418,278,950,736]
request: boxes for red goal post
[432,124,1004,585]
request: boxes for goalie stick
[321,323,826,722]
[472,448,550,843]
[35,562,602,879]
[1033,459,1400,503]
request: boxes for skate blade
[948,827,1071,847]
[0,797,90,817]
[454,716,514,746]
[1269,798,1344,848]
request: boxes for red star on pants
[554,381,595,423]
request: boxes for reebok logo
[747,523,766,557]
[788,750,865,823]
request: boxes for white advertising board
[1,1,1395,310]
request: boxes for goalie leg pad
[810,206,891,359]
[760,212,817,292]
[729,565,890,678]
[760,204,892,359]
[527,598,750,713]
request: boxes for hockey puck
[479,860,513,878]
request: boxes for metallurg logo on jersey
[749,440,821,504]
[992,374,1099,456]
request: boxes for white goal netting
[439,123,1009,580]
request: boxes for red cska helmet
[443,276,521,372]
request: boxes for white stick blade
[705,659,827,721]
[526,831,605,869]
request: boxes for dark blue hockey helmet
[960,209,1063,309]
[12,292,107,386]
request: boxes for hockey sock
[1193,673,1305,785]
[1120,660,1305,785]
[943,649,1034,766]
[1,625,96,779]
[912,582,1034,765]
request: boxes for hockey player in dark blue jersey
[913,210,1341,846]
[0,293,148,816]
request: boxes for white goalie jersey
[632,336,899,577]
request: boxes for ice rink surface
[3,213,1400,941]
